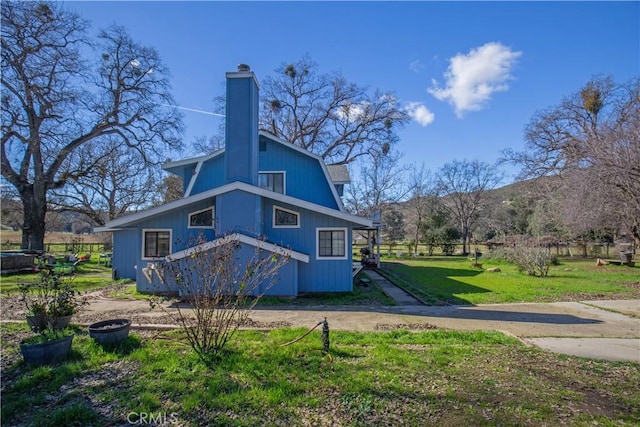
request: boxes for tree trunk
[461,224,469,255]
[20,186,47,251]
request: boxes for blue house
[97,65,372,296]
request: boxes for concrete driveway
[247,300,640,361]
[83,291,640,362]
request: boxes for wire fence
[354,241,637,259]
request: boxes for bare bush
[151,234,290,365]
[506,246,555,277]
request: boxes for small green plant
[19,269,87,334]
[20,328,73,345]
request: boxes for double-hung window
[317,228,347,259]
[143,229,171,259]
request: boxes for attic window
[258,172,284,194]
[188,207,214,228]
[273,206,300,228]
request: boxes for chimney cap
[237,63,250,72]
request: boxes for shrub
[505,246,555,277]
[150,233,290,365]
[441,243,456,256]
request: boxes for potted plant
[19,329,74,366]
[20,269,86,330]
[18,269,86,365]
[25,301,48,333]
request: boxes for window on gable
[273,206,300,228]
[317,228,347,259]
[259,172,284,194]
[189,207,214,228]
[143,230,171,259]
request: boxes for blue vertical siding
[216,190,261,236]
[189,155,225,195]
[112,229,138,280]
[182,167,193,194]
[262,198,354,293]
[137,239,298,296]
[258,137,339,209]
[225,73,259,185]
[119,199,216,293]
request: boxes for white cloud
[428,42,522,118]
[405,102,435,127]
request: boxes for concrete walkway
[80,274,640,363]
[365,270,423,305]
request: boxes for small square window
[143,230,171,258]
[317,229,346,258]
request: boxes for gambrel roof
[162,131,349,210]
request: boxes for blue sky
[68,1,639,184]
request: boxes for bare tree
[153,174,184,206]
[260,55,410,165]
[503,76,640,245]
[382,208,405,254]
[1,2,183,250]
[191,134,224,156]
[404,165,439,256]
[343,150,410,218]
[479,182,538,242]
[535,171,618,255]
[49,139,161,225]
[436,159,504,254]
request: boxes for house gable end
[258,132,344,210]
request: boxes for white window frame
[258,171,286,194]
[188,206,215,229]
[316,227,348,260]
[272,205,300,229]
[142,229,172,260]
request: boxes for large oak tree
[503,76,640,245]
[1,2,183,250]
[260,56,410,165]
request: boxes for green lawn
[380,256,640,305]
[0,261,124,294]
[1,322,638,426]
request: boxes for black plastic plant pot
[88,319,131,345]
[20,334,73,366]
[26,314,72,332]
